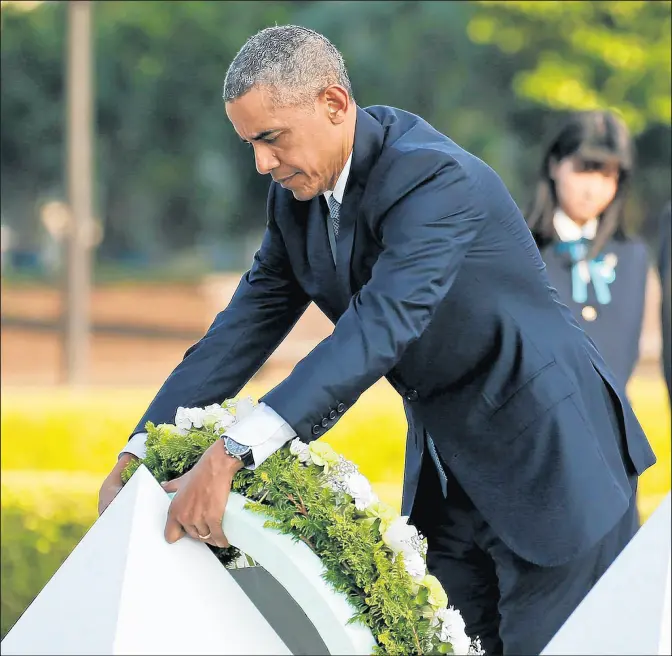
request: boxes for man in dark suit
[99,26,656,655]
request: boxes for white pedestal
[0,465,291,655]
[542,492,672,656]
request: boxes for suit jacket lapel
[335,107,385,300]
[335,187,359,301]
[306,195,337,289]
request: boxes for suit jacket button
[337,403,346,413]
[582,305,598,321]
[329,410,337,420]
[321,418,329,428]
[405,389,419,402]
[312,425,321,435]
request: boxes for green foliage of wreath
[121,402,481,655]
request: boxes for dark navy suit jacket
[133,106,656,567]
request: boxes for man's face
[226,85,350,201]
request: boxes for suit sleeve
[130,186,311,436]
[261,156,487,441]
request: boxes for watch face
[226,437,250,457]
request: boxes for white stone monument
[542,492,672,656]
[1,465,375,655]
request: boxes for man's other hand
[98,452,137,516]
[162,440,243,549]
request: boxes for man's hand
[162,439,243,549]
[98,453,137,516]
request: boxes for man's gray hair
[223,25,353,106]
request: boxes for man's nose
[253,145,279,176]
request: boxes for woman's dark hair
[526,110,635,259]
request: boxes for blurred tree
[0,1,66,250]
[468,0,672,135]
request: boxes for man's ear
[322,84,350,125]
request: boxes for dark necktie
[327,195,341,240]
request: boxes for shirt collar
[553,208,598,242]
[323,152,353,205]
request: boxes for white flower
[382,516,419,554]
[402,549,426,580]
[344,472,378,510]
[175,407,192,432]
[174,406,208,431]
[203,404,235,431]
[235,397,256,420]
[189,407,206,428]
[289,438,311,463]
[203,403,223,416]
[451,632,472,655]
[156,423,188,437]
[438,606,471,655]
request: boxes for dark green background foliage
[1,1,670,273]
[1,502,95,638]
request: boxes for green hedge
[1,472,98,639]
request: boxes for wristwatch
[220,435,255,468]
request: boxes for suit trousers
[410,385,640,655]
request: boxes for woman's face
[551,156,619,225]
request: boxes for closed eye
[241,135,278,147]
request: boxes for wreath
[121,397,484,655]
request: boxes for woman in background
[526,110,650,389]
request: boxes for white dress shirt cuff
[120,432,148,460]
[119,403,295,470]
[224,402,296,469]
